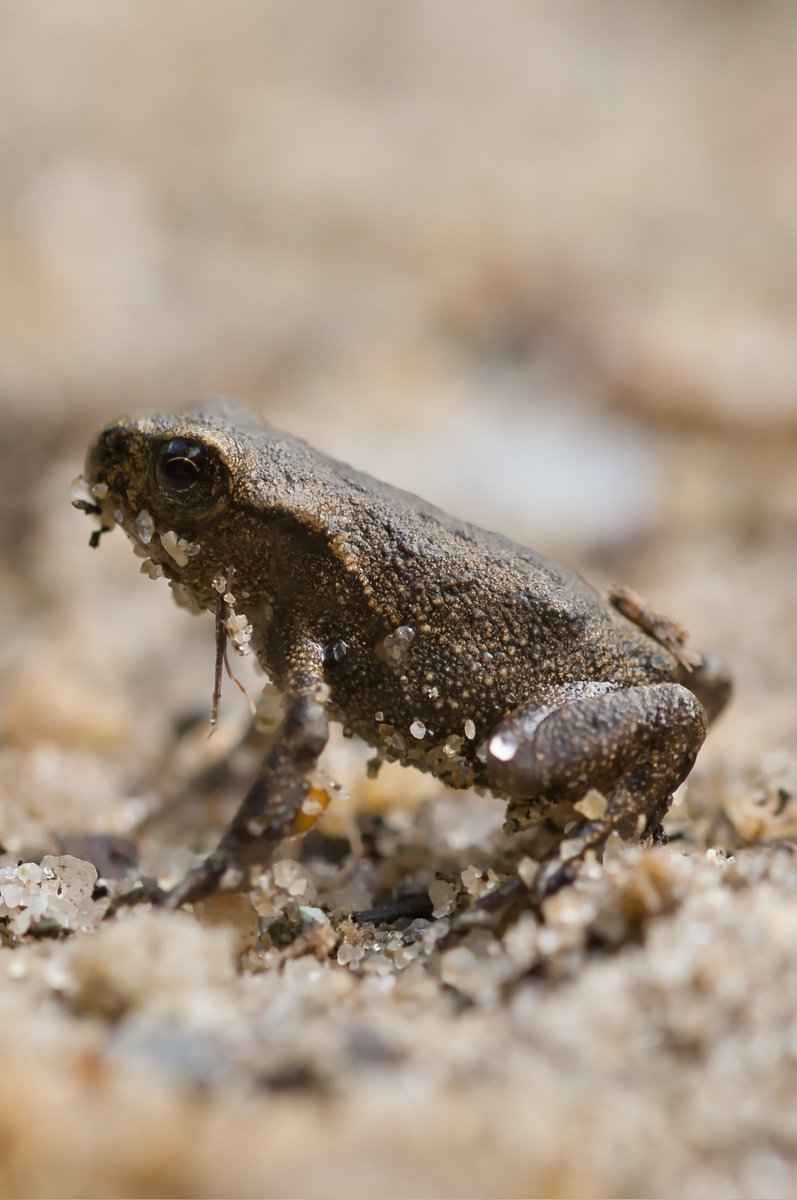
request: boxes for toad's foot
[452,788,666,934]
[106,878,169,915]
[105,848,243,916]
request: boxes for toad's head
[77,400,278,625]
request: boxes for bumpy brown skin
[81,399,731,909]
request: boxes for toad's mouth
[69,473,117,548]
[71,472,207,582]
[71,470,253,634]
[71,470,256,726]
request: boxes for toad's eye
[151,436,229,515]
[156,439,205,492]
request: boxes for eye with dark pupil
[162,455,199,485]
[158,439,204,490]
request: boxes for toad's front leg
[111,639,328,912]
[485,682,708,901]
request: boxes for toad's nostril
[85,424,128,481]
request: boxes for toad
[75,400,731,910]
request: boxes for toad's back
[81,402,700,761]
[260,431,684,744]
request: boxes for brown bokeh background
[1,5,797,1198]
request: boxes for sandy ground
[2,6,797,1197]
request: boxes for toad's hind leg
[485,683,708,899]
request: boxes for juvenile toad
[76,400,731,909]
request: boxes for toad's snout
[84,423,132,485]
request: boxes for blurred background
[2,4,797,1196]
